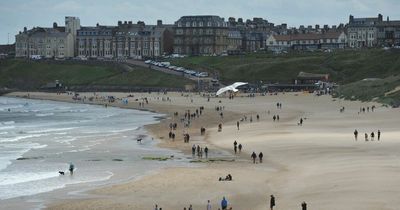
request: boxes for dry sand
[6,91,400,210]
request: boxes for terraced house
[77,20,173,59]
[173,16,228,55]
[15,17,80,58]
[266,31,347,51]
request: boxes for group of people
[219,174,232,181]
[233,141,243,154]
[358,105,376,114]
[353,129,381,141]
[251,151,264,164]
[192,144,209,158]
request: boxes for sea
[0,96,186,202]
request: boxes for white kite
[216,82,248,96]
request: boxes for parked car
[144,60,152,64]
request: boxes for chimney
[315,24,320,30]
[137,21,145,27]
[53,22,58,28]
[118,21,122,26]
[157,20,162,26]
[238,18,243,23]
[124,21,127,24]
[349,15,354,23]
[128,21,132,25]
[324,24,329,30]
[387,16,390,22]
[96,23,99,27]
[24,27,27,32]
[378,14,383,22]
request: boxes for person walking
[238,144,242,153]
[251,152,257,164]
[371,132,375,141]
[234,145,237,154]
[207,200,212,210]
[378,130,381,141]
[154,204,158,210]
[365,133,368,141]
[301,202,307,210]
[237,121,240,130]
[354,129,358,140]
[204,146,209,159]
[192,145,196,157]
[188,204,193,210]
[270,195,276,210]
[259,152,264,163]
[221,197,228,210]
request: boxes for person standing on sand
[365,133,368,141]
[238,144,242,153]
[221,197,228,210]
[378,130,381,141]
[354,129,358,140]
[69,163,74,175]
[205,147,209,159]
[259,152,264,163]
[273,115,276,122]
[237,121,240,130]
[154,204,158,210]
[251,152,257,164]
[192,145,196,157]
[207,200,212,210]
[188,204,193,210]
[234,145,237,154]
[371,132,375,141]
[301,202,307,210]
[270,195,276,210]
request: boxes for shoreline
[2,92,243,209]
[3,91,400,210]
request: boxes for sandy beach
[5,91,400,210]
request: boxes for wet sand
[6,91,400,210]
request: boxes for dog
[137,138,142,143]
[59,171,65,175]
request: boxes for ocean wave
[0,134,48,143]
[35,113,54,117]
[0,172,58,186]
[0,121,15,125]
[27,127,78,134]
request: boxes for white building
[347,14,382,48]
[266,31,347,51]
[15,17,80,58]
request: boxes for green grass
[169,49,400,85]
[0,59,193,90]
[335,76,400,106]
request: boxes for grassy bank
[169,49,400,85]
[0,59,193,90]
[335,76,400,107]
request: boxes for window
[199,22,203,27]
[186,22,190,27]
[192,22,196,27]
[207,21,212,27]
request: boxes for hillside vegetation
[0,59,193,90]
[169,49,400,84]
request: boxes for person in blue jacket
[221,196,228,210]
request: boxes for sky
[0,0,399,44]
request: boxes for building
[77,20,173,59]
[347,14,382,48]
[173,16,228,55]
[266,31,347,51]
[15,17,80,58]
[376,17,400,47]
[0,44,15,58]
[76,24,114,58]
[227,29,242,53]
